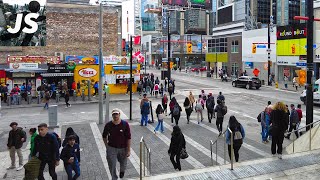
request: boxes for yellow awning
[205,53,228,63]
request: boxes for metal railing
[140,137,151,180]
[286,119,320,153]
[210,128,234,170]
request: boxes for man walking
[103,108,131,180]
[215,100,227,135]
[7,122,26,171]
[206,93,215,123]
[140,94,150,126]
[285,104,300,140]
[33,123,60,180]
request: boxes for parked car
[191,66,207,72]
[300,79,320,104]
[232,76,261,89]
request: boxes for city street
[1,69,320,179]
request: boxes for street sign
[159,48,164,53]
[296,62,306,67]
[257,45,266,48]
[304,44,317,48]
[162,58,168,62]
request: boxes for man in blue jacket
[32,123,60,180]
[60,135,80,180]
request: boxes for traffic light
[291,44,296,54]
[187,43,192,54]
[252,44,256,54]
[298,70,306,85]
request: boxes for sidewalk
[0,94,140,109]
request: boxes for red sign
[253,68,260,77]
[0,70,6,85]
[7,56,61,64]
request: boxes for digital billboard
[217,5,232,25]
[190,0,211,9]
[162,0,188,6]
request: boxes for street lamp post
[167,16,171,80]
[267,16,274,86]
[98,2,104,124]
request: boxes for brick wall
[0,3,120,63]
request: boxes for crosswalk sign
[187,43,192,54]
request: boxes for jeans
[197,110,203,123]
[207,110,214,122]
[38,160,57,180]
[44,103,48,109]
[141,114,148,126]
[65,159,80,180]
[9,147,23,166]
[106,146,128,180]
[271,133,284,155]
[228,144,242,162]
[170,153,181,171]
[216,117,223,132]
[155,120,164,132]
[261,125,269,141]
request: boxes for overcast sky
[3,0,46,6]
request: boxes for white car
[300,90,320,104]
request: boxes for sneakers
[278,154,282,159]
[16,165,24,171]
[7,166,15,170]
[119,172,125,178]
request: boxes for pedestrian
[168,125,186,171]
[140,94,150,126]
[160,83,164,97]
[154,83,159,98]
[102,108,131,180]
[65,91,71,108]
[183,97,192,124]
[296,104,303,135]
[154,104,165,133]
[164,77,168,92]
[172,80,176,94]
[226,116,245,162]
[172,100,182,125]
[206,93,215,123]
[169,97,177,125]
[284,75,288,89]
[60,135,81,180]
[217,92,225,103]
[188,91,195,109]
[137,81,143,96]
[162,94,168,115]
[7,122,26,171]
[77,81,81,95]
[29,128,38,160]
[215,99,227,135]
[2,84,8,103]
[270,102,289,159]
[285,104,300,140]
[62,127,80,147]
[258,107,271,143]
[33,123,60,180]
[168,82,173,100]
[195,96,204,124]
[201,90,207,102]
[155,77,160,85]
[43,90,50,109]
[126,80,132,95]
[94,81,99,96]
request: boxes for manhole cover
[247,123,259,127]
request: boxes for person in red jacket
[296,104,303,135]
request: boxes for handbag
[158,113,164,120]
[180,148,189,159]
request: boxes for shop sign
[277,24,307,40]
[65,56,99,64]
[9,63,38,70]
[12,72,33,77]
[78,68,97,78]
[7,56,61,64]
[244,62,253,69]
[48,64,68,73]
[103,56,128,65]
[116,74,131,79]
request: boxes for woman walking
[195,95,204,124]
[183,97,192,124]
[162,94,168,115]
[154,104,165,133]
[168,126,186,171]
[270,102,289,159]
[226,116,245,162]
[188,91,195,109]
[169,97,177,124]
[65,91,71,108]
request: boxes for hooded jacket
[7,127,26,149]
[168,126,186,155]
[60,143,80,164]
[33,133,60,161]
[62,128,80,147]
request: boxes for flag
[133,51,141,58]
[134,36,141,45]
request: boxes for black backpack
[52,132,62,148]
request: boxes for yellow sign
[205,53,228,63]
[74,65,99,96]
[187,43,192,54]
[277,38,306,56]
[252,44,256,54]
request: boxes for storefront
[40,64,74,89]
[277,56,305,82]
[74,64,99,96]
[104,64,140,94]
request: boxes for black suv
[232,76,261,89]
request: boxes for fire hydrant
[275,82,279,88]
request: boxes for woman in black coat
[183,97,192,124]
[168,126,186,171]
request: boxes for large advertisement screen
[277,24,307,40]
[185,9,206,34]
[162,0,188,6]
[190,0,211,9]
[217,5,232,25]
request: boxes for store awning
[113,65,137,70]
[5,69,47,73]
[41,73,74,77]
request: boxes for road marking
[127,148,141,176]
[145,124,205,169]
[90,122,113,180]
[188,120,270,157]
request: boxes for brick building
[0,3,122,64]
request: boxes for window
[231,40,239,53]
[231,63,239,75]
[207,38,227,53]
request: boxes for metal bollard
[37,94,41,104]
[87,80,91,101]
[55,90,59,103]
[73,90,77,101]
[48,105,59,128]
[7,93,11,106]
[82,89,85,101]
[27,95,32,104]
[18,95,22,105]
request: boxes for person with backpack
[62,127,80,147]
[168,82,173,100]
[217,92,225,103]
[29,128,38,160]
[206,93,215,123]
[140,94,150,126]
[102,108,131,179]
[172,100,182,125]
[296,104,303,135]
[7,122,27,171]
[258,107,271,143]
[33,123,60,180]
[270,102,289,159]
[162,94,168,116]
[195,95,204,124]
[169,97,178,124]
[154,104,165,133]
[168,125,186,171]
[225,116,245,162]
[215,99,227,135]
[285,104,300,140]
[183,97,192,124]
[60,135,81,180]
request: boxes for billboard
[185,9,206,34]
[217,5,232,25]
[190,0,211,9]
[277,38,307,56]
[169,11,180,34]
[162,0,188,6]
[277,24,307,40]
[162,8,168,35]
[0,0,47,46]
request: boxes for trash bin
[207,71,211,77]
[48,105,58,128]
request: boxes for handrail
[140,137,151,180]
[210,129,228,166]
[228,127,234,170]
[286,119,320,135]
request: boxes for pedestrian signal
[252,44,256,54]
[187,43,192,54]
[298,70,306,85]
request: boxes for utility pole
[167,16,171,80]
[130,36,133,120]
[98,2,104,124]
[267,23,271,86]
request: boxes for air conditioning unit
[54,52,64,63]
